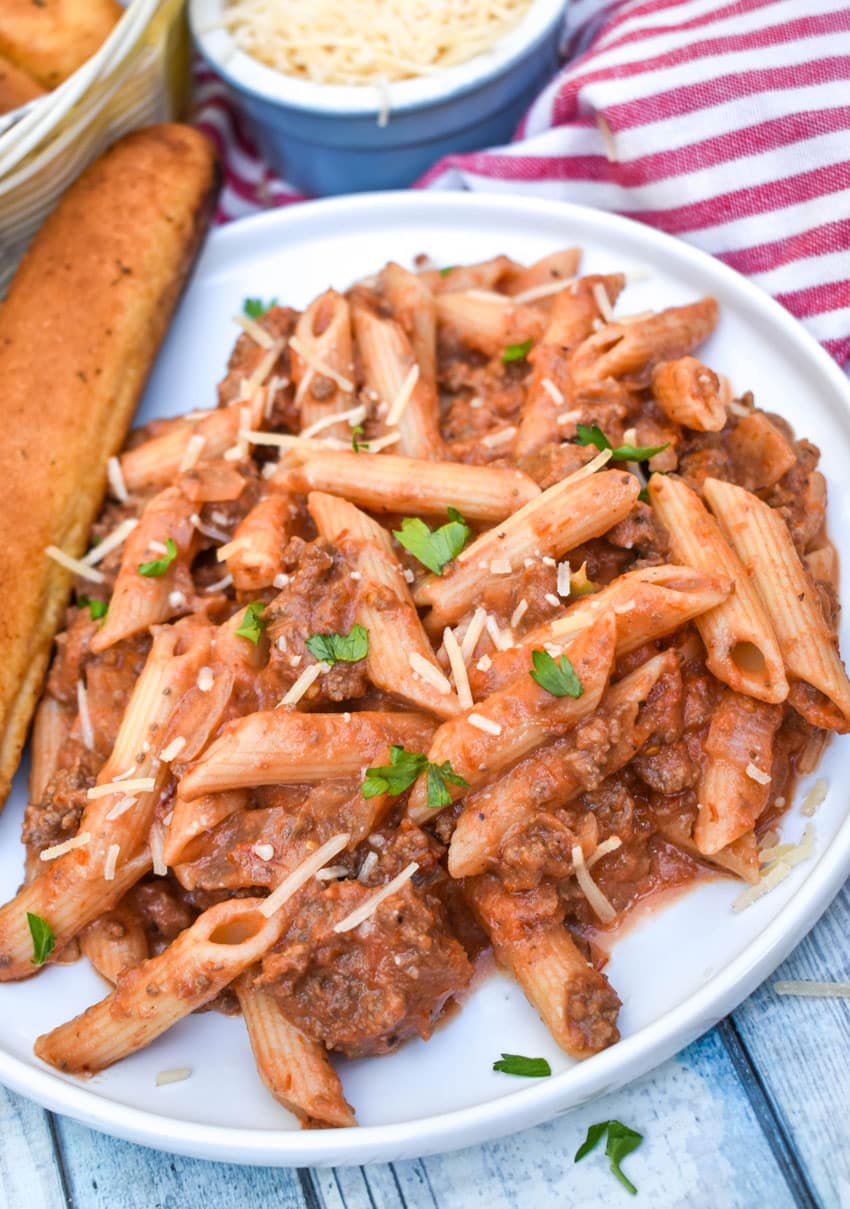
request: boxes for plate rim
[2,189,849,1167]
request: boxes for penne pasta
[236,975,356,1128]
[381,262,438,391]
[35,897,290,1074]
[407,612,616,822]
[293,289,355,440]
[180,710,435,800]
[649,474,788,704]
[79,902,149,985]
[434,289,545,359]
[704,476,850,731]
[225,495,293,591]
[650,357,726,432]
[416,469,640,627]
[309,490,462,718]
[283,450,540,522]
[503,248,582,298]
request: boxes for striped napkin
[194,0,850,365]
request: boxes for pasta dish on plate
[1,247,846,1128]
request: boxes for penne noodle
[35,898,290,1075]
[179,710,435,800]
[283,450,540,522]
[704,476,850,731]
[503,248,582,298]
[650,357,727,432]
[466,876,620,1059]
[309,491,462,718]
[415,469,640,627]
[162,789,249,867]
[450,650,679,877]
[426,255,519,295]
[236,975,356,1128]
[293,290,355,440]
[79,902,150,986]
[352,303,442,458]
[407,612,616,822]
[694,686,783,855]
[225,495,293,591]
[381,262,438,391]
[434,290,545,359]
[649,474,788,704]
[28,696,71,806]
[90,487,199,652]
[726,411,796,490]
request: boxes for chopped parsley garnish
[426,760,469,808]
[530,649,583,698]
[362,745,467,807]
[493,1053,552,1078]
[351,425,367,452]
[306,624,368,666]
[138,537,177,578]
[439,266,455,278]
[27,912,55,967]
[393,507,469,576]
[569,561,599,599]
[243,296,277,319]
[77,595,107,621]
[501,339,533,363]
[576,423,669,462]
[575,1120,644,1196]
[235,601,267,645]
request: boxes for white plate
[1,192,849,1168]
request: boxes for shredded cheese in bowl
[221,0,534,86]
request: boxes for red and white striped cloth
[194,0,850,365]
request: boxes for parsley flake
[77,595,107,621]
[393,507,469,576]
[493,1053,552,1078]
[243,297,277,319]
[575,1120,643,1196]
[236,601,267,645]
[439,266,455,278]
[576,423,669,462]
[530,649,583,698]
[362,746,467,807]
[27,912,55,967]
[351,425,367,452]
[501,339,533,363]
[306,624,368,666]
[138,537,177,578]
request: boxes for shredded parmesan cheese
[591,281,615,324]
[253,843,275,861]
[745,762,771,785]
[733,824,816,912]
[587,836,622,869]
[150,824,167,877]
[489,558,512,575]
[160,736,187,764]
[773,979,850,998]
[103,843,120,882]
[105,795,138,821]
[76,679,94,752]
[510,599,528,629]
[572,843,617,923]
[107,456,129,503]
[556,408,583,427]
[468,712,501,736]
[241,340,285,398]
[205,573,234,593]
[556,561,571,597]
[481,426,517,449]
[156,1067,192,1087]
[540,377,564,406]
[333,862,419,934]
[197,667,214,692]
[46,545,105,584]
[82,517,138,568]
[386,364,420,426]
[512,277,577,305]
[408,651,452,695]
[460,607,487,661]
[179,434,207,473]
[300,402,367,439]
[476,654,492,672]
[279,661,330,706]
[87,778,155,799]
[801,777,828,817]
[561,447,613,487]
[443,627,474,710]
[233,312,277,348]
[358,851,379,882]
[261,833,351,917]
[362,431,402,454]
[484,613,512,651]
[544,592,561,608]
[40,832,92,862]
[289,335,354,393]
[315,864,348,881]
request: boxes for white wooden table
[2,880,847,1209]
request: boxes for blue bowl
[190,0,567,195]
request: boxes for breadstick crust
[0,123,219,809]
[0,0,122,90]
[0,52,44,115]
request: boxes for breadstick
[0,124,218,807]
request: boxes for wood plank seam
[718,1018,821,1209]
[45,1113,74,1209]
[298,1168,324,1209]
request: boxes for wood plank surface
[0,1086,66,1209]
